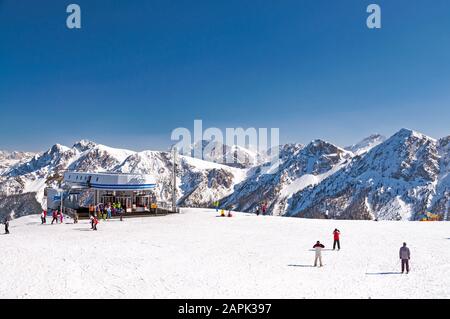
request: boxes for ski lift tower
[445,190,449,221]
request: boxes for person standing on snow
[3,217,10,234]
[255,206,260,216]
[93,216,99,231]
[51,210,58,224]
[74,211,79,224]
[41,211,46,224]
[261,202,267,215]
[313,241,325,267]
[119,208,124,221]
[333,229,341,250]
[60,211,64,224]
[399,242,411,274]
[90,215,94,229]
[213,200,220,212]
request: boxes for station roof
[63,171,157,191]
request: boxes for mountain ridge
[1,128,449,221]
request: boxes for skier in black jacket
[4,217,10,234]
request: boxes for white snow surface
[1,208,449,299]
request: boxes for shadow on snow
[365,272,403,275]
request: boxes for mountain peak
[305,139,346,153]
[391,128,436,143]
[49,143,71,154]
[72,140,97,152]
[345,134,386,156]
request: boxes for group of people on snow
[311,229,340,267]
[213,200,268,217]
[213,200,234,217]
[312,229,412,273]
[94,202,124,221]
[41,209,78,225]
[219,209,233,217]
[86,202,125,230]
[312,229,341,267]
[255,202,268,216]
[49,209,64,224]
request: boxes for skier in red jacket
[313,241,325,267]
[93,216,99,231]
[261,202,267,215]
[333,229,341,250]
[51,210,58,224]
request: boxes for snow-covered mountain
[114,149,247,207]
[0,140,247,219]
[188,139,266,168]
[286,129,449,220]
[1,129,449,221]
[0,150,36,175]
[220,140,352,216]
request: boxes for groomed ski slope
[1,208,449,299]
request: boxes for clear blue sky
[1,0,449,151]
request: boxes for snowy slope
[1,208,449,299]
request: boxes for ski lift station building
[47,171,177,217]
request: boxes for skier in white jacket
[313,241,325,267]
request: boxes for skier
[106,206,112,219]
[213,200,220,212]
[227,209,233,217]
[220,209,226,217]
[333,229,341,250]
[261,203,267,215]
[3,217,10,234]
[41,210,46,224]
[51,210,58,224]
[313,241,325,267]
[90,215,94,229]
[255,206,260,216]
[399,242,411,274]
[93,216,99,231]
[60,211,64,224]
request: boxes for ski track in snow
[0,208,449,299]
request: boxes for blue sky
[1,0,449,151]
